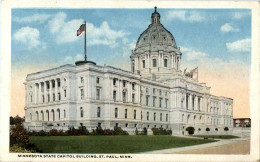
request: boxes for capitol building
[24,8,233,135]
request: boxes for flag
[190,67,198,80]
[77,24,86,36]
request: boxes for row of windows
[80,76,100,84]
[145,88,168,96]
[30,109,66,121]
[79,107,168,122]
[145,96,168,108]
[80,88,100,100]
[30,90,67,103]
[140,59,168,68]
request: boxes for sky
[11,8,251,118]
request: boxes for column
[189,94,192,110]
[178,56,181,69]
[34,83,37,104]
[44,81,47,103]
[158,53,160,67]
[137,84,140,103]
[117,79,120,101]
[184,93,186,109]
[171,55,174,68]
[55,79,58,102]
[128,81,131,102]
[110,78,113,101]
[148,54,150,68]
[50,80,53,102]
[39,82,42,103]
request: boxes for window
[58,81,60,87]
[80,77,84,83]
[134,124,137,127]
[58,93,61,101]
[81,89,84,100]
[165,92,167,96]
[164,59,168,67]
[48,94,50,102]
[198,98,201,111]
[132,83,135,90]
[159,98,162,108]
[153,88,156,94]
[154,125,156,128]
[113,78,116,86]
[115,123,118,127]
[80,107,83,118]
[30,95,32,102]
[53,93,55,101]
[146,88,149,93]
[113,91,117,101]
[96,77,100,84]
[97,107,101,117]
[125,123,128,127]
[64,110,66,118]
[42,95,45,103]
[64,89,66,97]
[165,99,168,108]
[134,110,136,119]
[123,91,126,102]
[96,88,100,100]
[159,90,162,96]
[57,109,60,120]
[160,113,162,121]
[36,111,39,120]
[52,81,55,88]
[147,112,149,120]
[166,114,168,122]
[153,59,157,67]
[143,60,145,68]
[132,94,135,103]
[141,111,143,120]
[30,113,32,121]
[123,81,126,87]
[125,109,128,118]
[192,96,195,110]
[186,94,189,109]
[98,123,101,127]
[153,97,156,107]
[146,96,149,106]
[115,108,118,118]
[154,112,156,121]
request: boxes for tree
[185,127,195,135]
[10,116,15,125]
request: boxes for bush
[114,126,128,135]
[10,144,36,153]
[151,128,171,135]
[206,128,210,132]
[186,127,195,135]
[139,127,147,135]
[135,128,139,135]
[224,127,229,131]
[103,129,115,135]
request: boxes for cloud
[233,11,251,19]
[48,12,128,48]
[226,38,251,52]
[13,27,40,49]
[180,46,207,61]
[220,23,239,33]
[63,54,84,63]
[166,11,205,22]
[13,14,51,23]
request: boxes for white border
[1,0,259,161]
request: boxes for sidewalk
[141,137,250,154]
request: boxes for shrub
[135,128,139,135]
[10,122,30,148]
[186,127,195,135]
[49,129,59,136]
[139,127,147,135]
[206,128,210,132]
[10,144,36,153]
[114,126,128,135]
[10,116,15,125]
[224,127,229,131]
[103,129,115,135]
[151,128,171,135]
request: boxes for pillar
[44,81,47,103]
[34,83,37,104]
[39,82,42,103]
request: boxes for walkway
[143,137,250,154]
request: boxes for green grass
[29,135,216,153]
[192,135,239,139]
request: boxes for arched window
[153,59,157,67]
[80,107,84,118]
[51,109,55,121]
[64,109,66,118]
[154,112,156,121]
[182,114,184,122]
[97,107,101,117]
[160,113,162,121]
[36,111,39,121]
[166,114,168,122]
[41,111,44,121]
[115,108,118,118]
[46,110,49,121]
[147,112,149,120]
[57,109,60,120]
[30,113,32,121]
[134,110,136,119]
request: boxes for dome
[135,7,178,51]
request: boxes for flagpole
[84,21,87,61]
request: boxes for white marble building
[24,8,233,135]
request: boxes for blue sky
[11,8,251,70]
[11,8,251,118]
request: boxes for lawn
[192,135,239,139]
[29,135,216,153]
